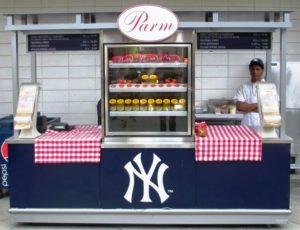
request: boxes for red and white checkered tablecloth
[34,125,102,164]
[195,125,262,162]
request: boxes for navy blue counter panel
[100,148,196,209]
[196,144,290,209]
[1,116,60,190]
[8,144,101,208]
[7,143,290,210]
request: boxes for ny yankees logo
[124,153,169,203]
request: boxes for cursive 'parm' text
[124,11,173,32]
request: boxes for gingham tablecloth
[34,125,102,164]
[195,125,262,162]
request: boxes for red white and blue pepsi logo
[1,142,8,162]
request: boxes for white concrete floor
[0,173,299,230]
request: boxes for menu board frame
[27,34,99,52]
[197,32,271,50]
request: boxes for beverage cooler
[102,43,194,142]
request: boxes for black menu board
[197,32,271,50]
[28,34,99,52]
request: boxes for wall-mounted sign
[28,34,99,52]
[118,5,179,42]
[197,32,271,50]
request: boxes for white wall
[195,49,267,108]
[0,15,13,117]
[0,0,300,124]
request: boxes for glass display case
[102,43,193,141]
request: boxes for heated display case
[102,43,193,141]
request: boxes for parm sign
[117,4,179,42]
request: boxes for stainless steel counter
[195,113,243,125]
[102,141,195,149]
[5,134,293,146]
[5,136,36,144]
[195,113,243,120]
[262,136,293,144]
[248,126,293,144]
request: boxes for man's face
[249,65,264,83]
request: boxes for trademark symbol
[167,189,174,193]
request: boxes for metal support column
[11,30,19,137]
[31,53,37,83]
[100,30,105,131]
[265,50,272,81]
[279,28,287,138]
[11,32,19,113]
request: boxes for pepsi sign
[1,142,8,162]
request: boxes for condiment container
[149,75,158,83]
[171,99,179,111]
[117,99,125,111]
[109,99,117,111]
[196,121,208,137]
[141,75,149,83]
[163,99,171,111]
[132,99,140,111]
[178,98,186,111]
[148,99,155,111]
[155,99,163,111]
[124,99,132,111]
[140,99,148,111]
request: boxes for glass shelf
[109,83,188,93]
[109,62,188,68]
[110,111,187,117]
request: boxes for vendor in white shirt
[234,58,265,126]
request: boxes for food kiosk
[4,5,294,225]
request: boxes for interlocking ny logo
[124,153,169,203]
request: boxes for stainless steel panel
[195,114,243,120]
[262,136,293,144]
[102,141,195,149]
[11,31,19,137]
[271,62,300,109]
[286,109,300,167]
[279,29,287,138]
[5,137,35,144]
[271,62,300,168]
[9,208,290,225]
[105,131,189,136]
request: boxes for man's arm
[236,101,258,113]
